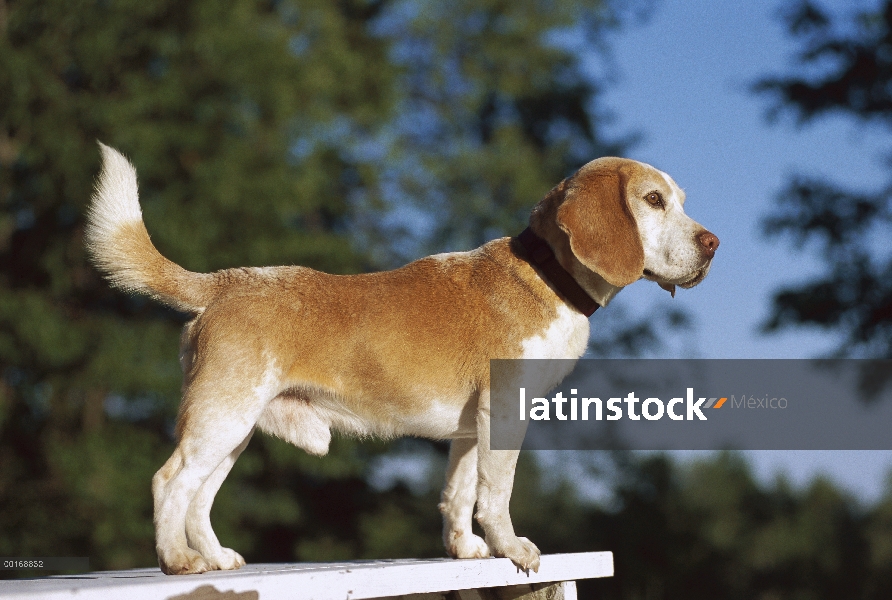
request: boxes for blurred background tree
[0,0,641,575]
[755,0,892,359]
[4,0,892,598]
[0,0,405,569]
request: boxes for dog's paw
[158,548,212,575]
[446,530,491,559]
[211,547,246,571]
[488,535,541,573]
[197,546,246,571]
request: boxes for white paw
[488,534,541,572]
[446,530,491,559]
[158,548,212,575]
[205,547,246,571]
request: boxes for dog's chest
[520,303,590,360]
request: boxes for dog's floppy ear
[555,171,644,287]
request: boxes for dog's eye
[645,191,664,208]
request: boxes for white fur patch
[88,144,144,237]
[252,363,281,403]
[521,303,589,360]
[632,167,708,285]
[257,396,332,456]
[431,251,464,262]
[400,399,474,439]
[515,304,590,400]
[659,170,686,206]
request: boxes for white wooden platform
[0,552,613,600]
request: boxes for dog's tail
[85,143,215,313]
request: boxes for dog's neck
[516,228,600,316]
[562,250,624,308]
[516,227,623,314]
[527,223,623,313]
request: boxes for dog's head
[531,157,718,303]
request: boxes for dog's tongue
[658,282,676,298]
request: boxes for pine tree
[755,1,892,359]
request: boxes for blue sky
[587,0,892,503]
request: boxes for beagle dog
[85,144,718,575]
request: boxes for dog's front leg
[439,437,490,559]
[474,389,541,572]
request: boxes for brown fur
[85,145,717,575]
[173,242,559,439]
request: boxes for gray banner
[490,359,892,450]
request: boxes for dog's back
[86,143,716,575]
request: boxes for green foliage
[755,0,892,358]
[0,0,636,575]
[348,0,629,265]
[1,0,399,571]
[4,1,883,598]
[545,453,892,600]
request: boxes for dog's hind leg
[184,429,254,570]
[153,371,277,575]
[439,437,490,559]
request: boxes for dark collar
[516,227,600,317]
